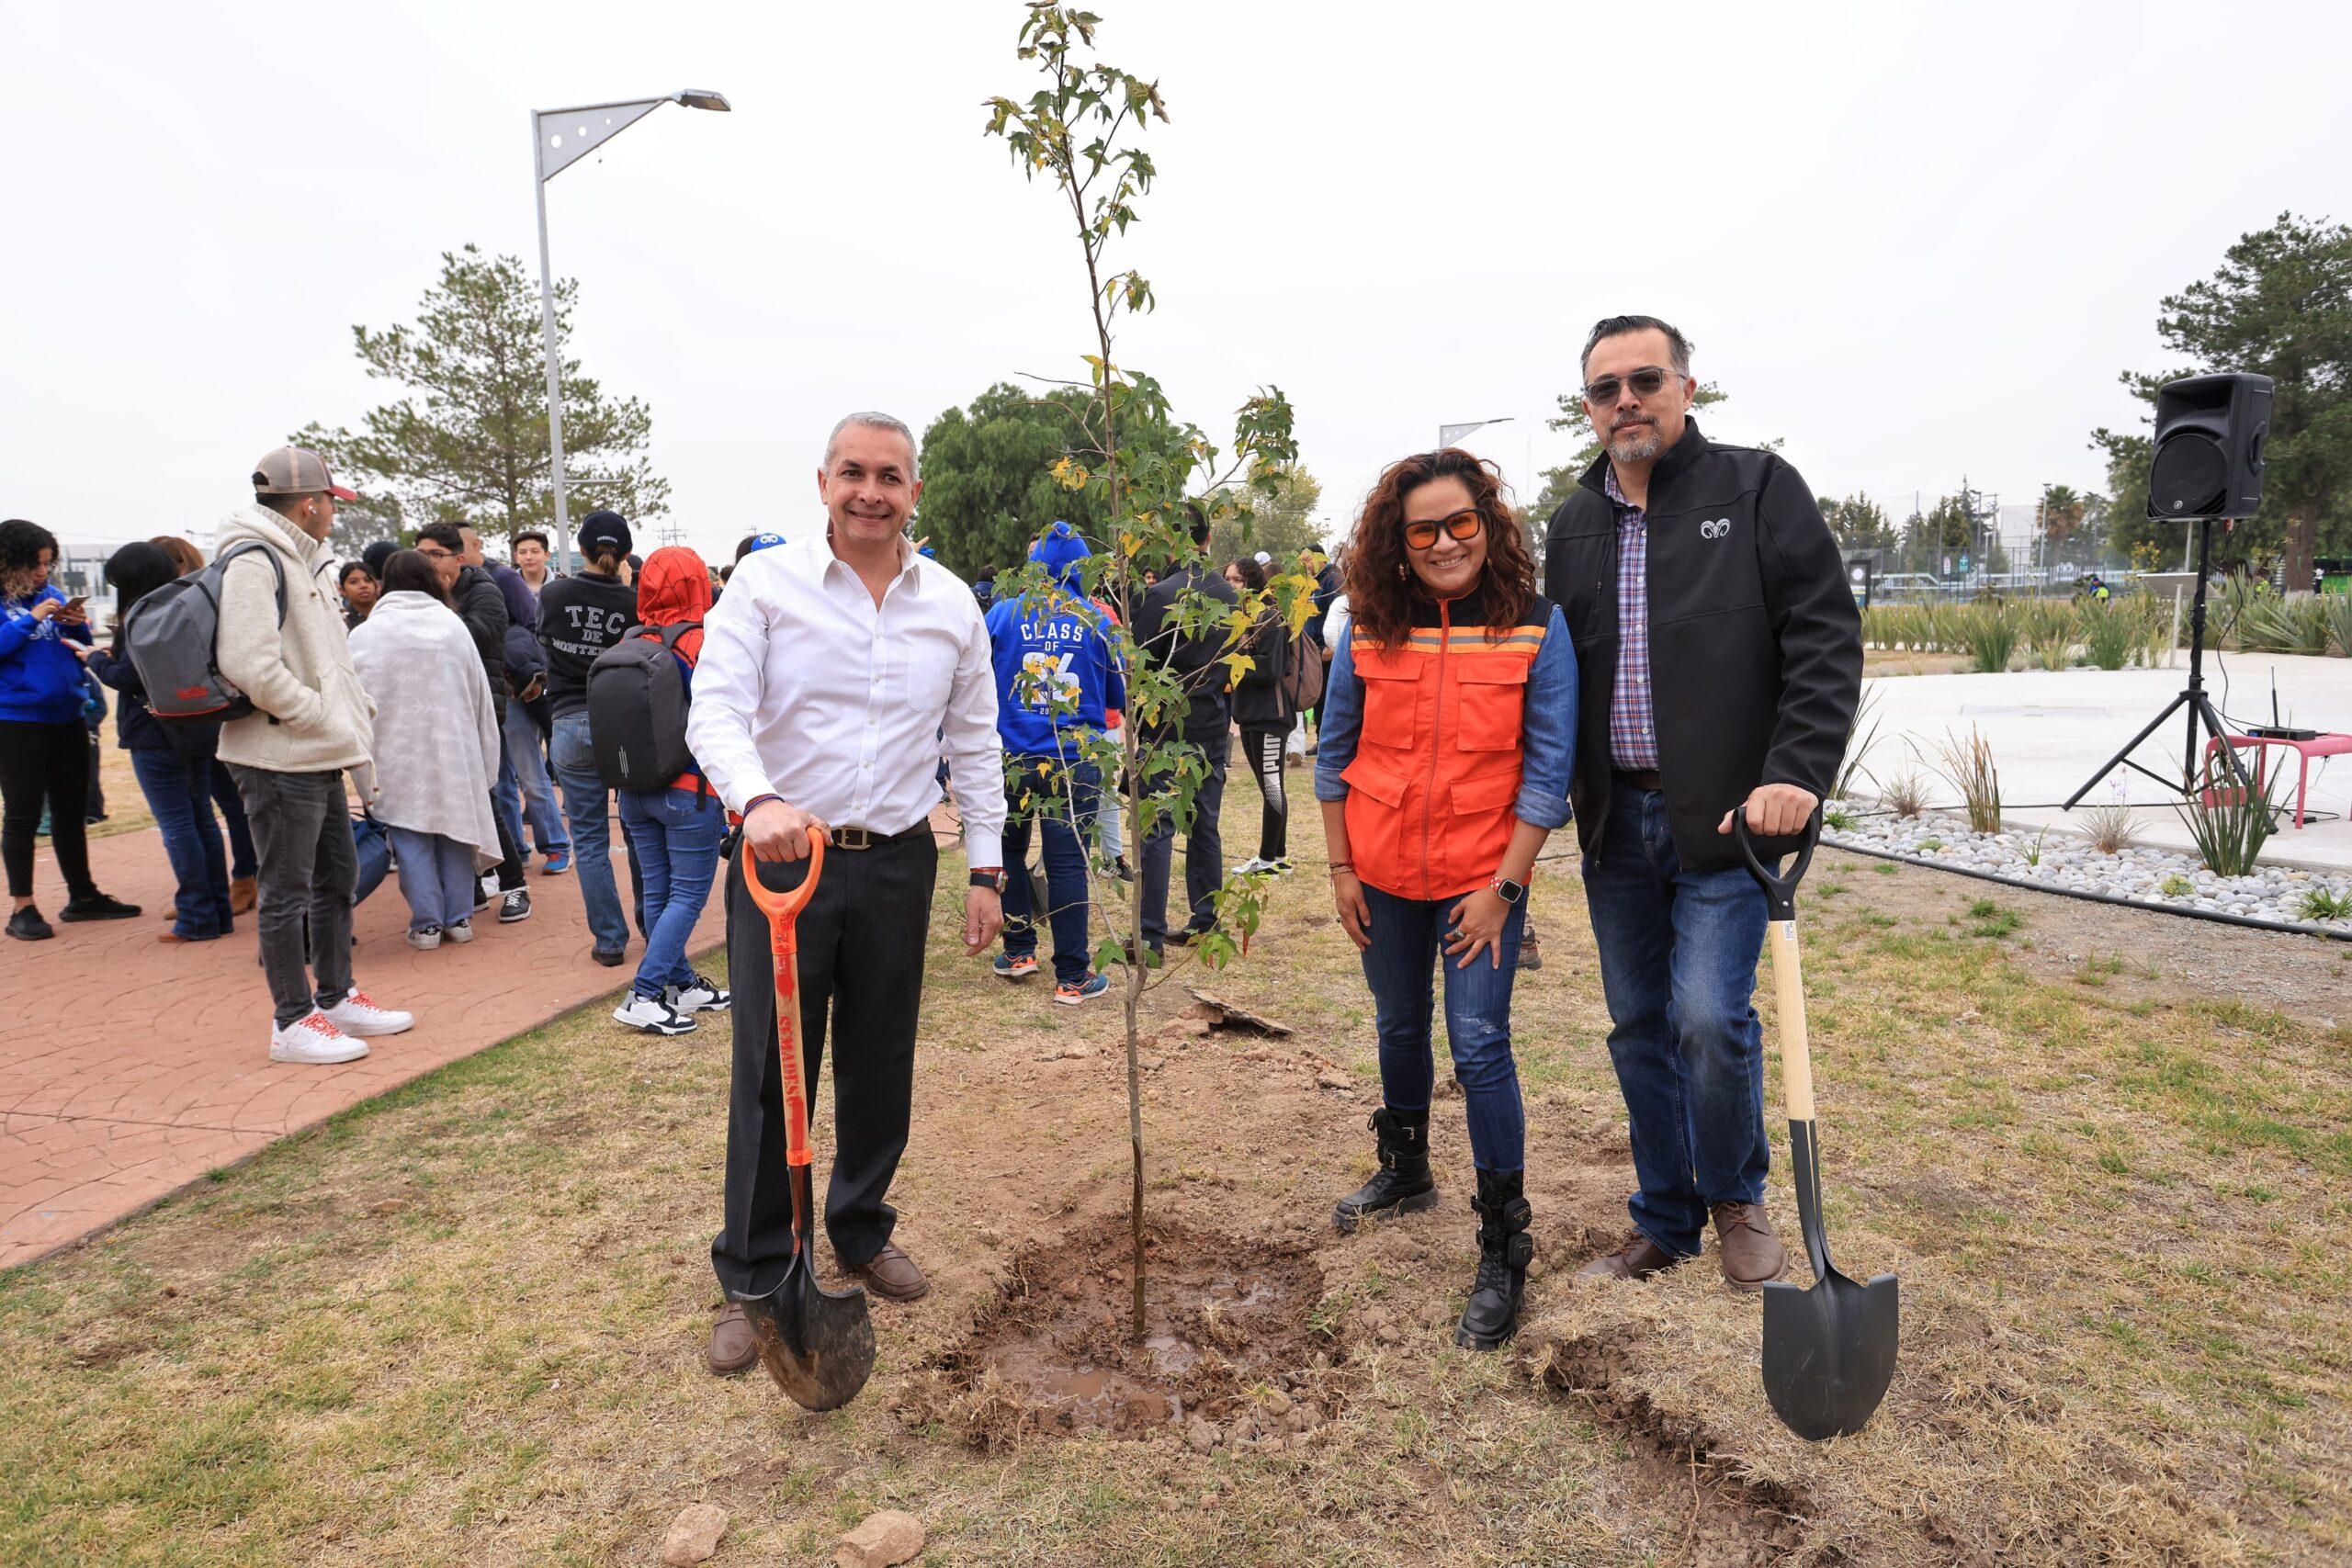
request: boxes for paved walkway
[0,821,723,1269]
[1866,652,2352,873]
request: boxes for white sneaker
[407,925,443,951]
[669,974,730,1012]
[614,992,697,1034]
[269,1010,369,1065]
[322,990,414,1037]
[444,919,475,944]
[1231,856,1275,876]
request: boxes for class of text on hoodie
[983,522,1125,759]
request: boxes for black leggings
[0,717,95,900]
[1238,723,1290,863]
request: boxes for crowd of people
[0,313,1861,1367]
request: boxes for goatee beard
[1607,424,1663,464]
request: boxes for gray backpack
[588,622,698,790]
[121,542,287,725]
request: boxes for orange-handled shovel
[734,834,876,1410]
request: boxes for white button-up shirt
[686,534,1007,867]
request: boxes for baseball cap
[577,510,632,558]
[736,531,787,560]
[253,446,356,502]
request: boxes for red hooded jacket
[632,547,713,795]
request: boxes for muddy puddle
[910,1215,1334,1443]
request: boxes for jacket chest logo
[1700,517,1732,540]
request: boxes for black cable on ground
[1819,835,2352,942]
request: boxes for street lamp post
[1437,416,1514,448]
[531,89,730,573]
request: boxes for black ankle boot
[1333,1107,1438,1234]
[1455,1168,1532,1351]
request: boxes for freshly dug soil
[910,1214,1332,1443]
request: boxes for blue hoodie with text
[984,523,1125,759]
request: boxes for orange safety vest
[1340,594,1554,901]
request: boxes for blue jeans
[129,747,231,939]
[351,815,390,906]
[550,711,631,953]
[497,701,569,857]
[1581,784,1771,1257]
[387,828,476,931]
[1001,759,1097,986]
[616,786,722,998]
[1358,881,1526,1172]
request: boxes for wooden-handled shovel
[734,835,876,1411]
[1736,813,1898,1441]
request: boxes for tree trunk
[2284,504,2320,594]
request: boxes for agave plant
[2080,601,2135,671]
[1956,602,2019,673]
[2325,592,2352,659]
[2177,755,2281,878]
[2022,600,2077,670]
[2239,593,2332,656]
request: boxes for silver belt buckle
[832,826,874,851]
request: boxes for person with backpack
[538,510,643,965]
[984,522,1122,1004]
[599,545,730,1033]
[210,448,412,1063]
[1,518,141,940]
[349,551,504,950]
[151,534,260,914]
[1223,555,1304,875]
[85,542,235,942]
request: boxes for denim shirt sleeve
[1311,623,1362,803]
[1513,605,1577,830]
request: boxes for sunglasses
[1403,508,1483,550]
[1582,366,1677,405]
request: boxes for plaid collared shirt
[1605,465,1659,771]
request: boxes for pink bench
[2205,732,2352,829]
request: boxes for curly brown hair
[1341,449,1535,650]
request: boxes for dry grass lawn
[4,783,2349,1565]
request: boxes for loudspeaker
[2147,371,2273,521]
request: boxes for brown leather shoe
[229,876,257,916]
[1577,1233,1680,1281]
[844,1241,930,1302]
[707,1302,756,1376]
[1711,1201,1789,1291]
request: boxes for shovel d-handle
[743,837,826,1176]
[1732,807,1820,924]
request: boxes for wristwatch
[969,867,1008,893]
[1489,874,1526,905]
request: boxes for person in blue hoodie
[985,522,1124,1004]
[0,519,140,941]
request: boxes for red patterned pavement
[0,820,723,1269]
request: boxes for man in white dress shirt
[686,412,1009,1375]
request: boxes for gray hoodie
[212,502,377,792]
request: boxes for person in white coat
[348,550,504,950]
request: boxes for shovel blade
[739,1252,876,1412]
[1761,1267,1899,1440]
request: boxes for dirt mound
[905,1215,1337,1446]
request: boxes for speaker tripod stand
[2064,514,2248,808]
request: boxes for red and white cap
[251,446,356,502]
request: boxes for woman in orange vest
[1313,448,1577,1350]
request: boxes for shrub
[1930,726,2002,835]
[2080,601,2135,670]
[1956,602,2018,672]
[1834,688,1883,801]
[2239,593,2331,656]
[2022,600,2077,670]
[1874,768,1930,818]
[2298,886,2352,922]
[2077,799,2140,854]
[2324,593,2352,659]
[2177,758,2280,878]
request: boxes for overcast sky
[6,0,2349,563]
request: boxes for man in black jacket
[1131,507,1240,958]
[1543,316,1860,1292]
[417,522,531,923]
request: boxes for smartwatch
[969,867,1008,893]
[1489,875,1526,905]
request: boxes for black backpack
[587,622,698,790]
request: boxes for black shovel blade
[739,1249,876,1412]
[1761,1267,1899,1440]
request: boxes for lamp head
[675,89,731,112]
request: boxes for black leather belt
[827,823,933,851]
[1614,768,1665,793]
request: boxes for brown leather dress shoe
[844,1241,930,1302]
[1711,1201,1790,1291]
[1577,1233,1680,1281]
[229,876,257,916]
[707,1302,756,1376]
